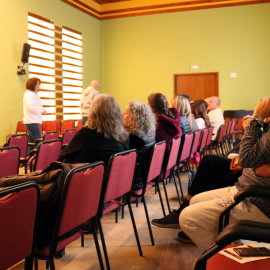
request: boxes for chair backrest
[165,137,181,171]
[224,118,230,123]
[7,134,28,159]
[179,132,194,163]
[0,146,20,178]
[199,128,209,152]
[216,124,226,143]
[190,130,202,156]
[56,162,104,238]
[102,149,137,204]
[230,119,237,134]
[226,121,232,136]
[61,129,76,145]
[33,140,62,171]
[0,182,39,270]
[43,121,60,133]
[147,141,166,183]
[236,118,244,130]
[76,120,82,131]
[16,121,27,134]
[60,120,75,134]
[43,131,59,141]
[205,126,214,147]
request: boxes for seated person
[151,154,241,229]
[148,93,182,149]
[191,99,210,130]
[58,94,129,165]
[123,101,156,191]
[179,97,270,250]
[171,95,194,135]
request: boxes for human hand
[255,164,270,177]
[253,97,270,120]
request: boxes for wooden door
[174,72,219,101]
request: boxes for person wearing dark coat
[58,94,129,166]
[148,93,182,150]
[123,101,156,191]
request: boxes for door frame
[173,72,219,97]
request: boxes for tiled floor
[11,172,202,270]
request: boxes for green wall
[0,0,101,144]
[101,4,270,111]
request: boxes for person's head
[123,101,156,136]
[176,94,190,104]
[147,93,175,119]
[87,94,128,142]
[207,96,220,111]
[91,80,100,90]
[25,77,41,92]
[191,99,210,127]
[171,96,191,116]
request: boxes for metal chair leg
[142,195,155,246]
[93,220,105,270]
[156,179,166,217]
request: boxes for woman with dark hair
[123,101,156,190]
[58,94,129,165]
[191,99,210,129]
[23,77,47,147]
[148,93,182,149]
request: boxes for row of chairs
[8,120,82,139]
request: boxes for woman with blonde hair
[58,94,129,165]
[171,95,198,134]
[123,101,156,190]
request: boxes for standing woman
[148,93,182,149]
[23,77,46,147]
[191,99,210,130]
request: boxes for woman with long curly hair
[148,93,182,149]
[123,101,156,190]
[58,94,129,165]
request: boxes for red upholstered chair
[195,185,270,270]
[228,119,237,148]
[198,128,209,157]
[189,130,202,169]
[204,126,214,155]
[132,141,166,246]
[6,121,27,140]
[34,162,105,270]
[6,134,28,173]
[30,140,62,172]
[43,131,59,141]
[159,137,182,213]
[60,120,75,134]
[97,149,142,270]
[0,182,39,270]
[61,129,76,145]
[233,118,245,139]
[43,121,60,133]
[0,146,20,178]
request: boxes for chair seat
[207,245,270,270]
[132,183,152,196]
[34,230,83,257]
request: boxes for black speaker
[21,43,31,63]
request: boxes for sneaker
[151,210,180,228]
[176,231,194,244]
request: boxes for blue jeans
[25,123,42,143]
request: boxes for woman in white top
[23,77,46,145]
[191,99,210,130]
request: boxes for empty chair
[43,131,59,141]
[29,140,62,172]
[0,182,39,270]
[60,120,75,134]
[0,146,20,178]
[43,121,60,133]
[204,126,214,155]
[98,149,142,270]
[6,121,27,140]
[61,129,76,145]
[6,134,28,173]
[131,141,166,246]
[34,162,105,270]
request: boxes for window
[27,13,83,121]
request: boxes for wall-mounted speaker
[21,43,31,63]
